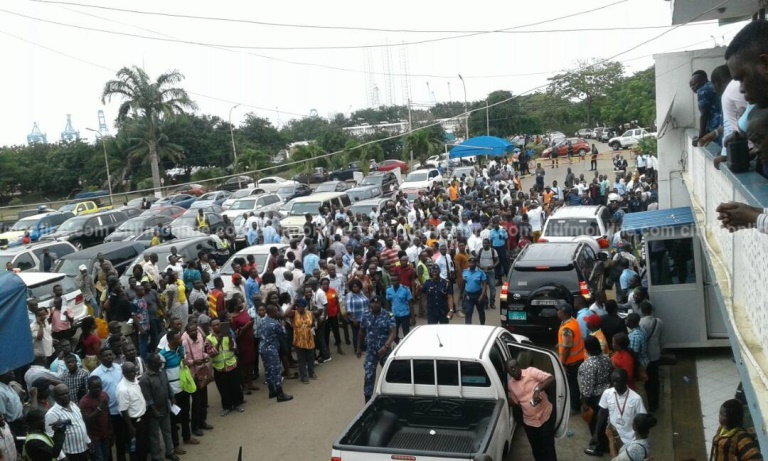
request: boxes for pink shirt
[49,307,73,333]
[507,368,553,428]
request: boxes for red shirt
[325,288,339,317]
[611,350,636,390]
[79,391,111,440]
[500,220,519,250]
[380,248,399,268]
[398,265,415,288]
[81,333,102,356]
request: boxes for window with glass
[648,237,696,285]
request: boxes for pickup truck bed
[336,395,500,456]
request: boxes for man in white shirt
[406,238,422,264]
[587,369,646,455]
[467,229,483,256]
[526,204,545,241]
[434,245,455,281]
[45,383,91,460]
[116,362,148,460]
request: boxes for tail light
[500,281,509,302]
[579,281,591,298]
[537,238,548,243]
[331,458,341,461]
[597,237,609,249]
[75,294,84,305]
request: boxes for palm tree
[403,129,442,165]
[101,66,197,196]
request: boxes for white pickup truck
[608,128,657,150]
[331,325,570,461]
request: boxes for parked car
[140,205,186,219]
[54,242,146,279]
[541,137,590,158]
[217,176,254,192]
[43,210,130,249]
[400,187,426,204]
[58,200,113,216]
[332,325,569,461]
[170,211,225,234]
[0,211,74,249]
[314,181,350,193]
[591,127,609,140]
[374,159,409,174]
[18,272,89,323]
[329,162,363,182]
[401,168,443,190]
[500,241,605,335]
[220,244,289,292]
[448,165,476,181]
[359,171,399,196]
[222,193,284,220]
[538,205,614,250]
[120,237,229,287]
[345,185,382,202]
[608,128,657,150]
[253,176,293,193]
[169,183,205,196]
[280,192,351,240]
[104,215,173,243]
[126,196,159,208]
[0,241,77,272]
[191,191,231,208]
[276,183,312,202]
[152,194,197,209]
[575,128,592,138]
[293,167,329,184]
[222,188,258,210]
[348,197,391,218]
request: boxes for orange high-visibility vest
[559,317,586,365]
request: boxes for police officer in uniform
[22,407,66,461]
[259,305,293,402]
[356,296,396,403]
[421,266,454,324]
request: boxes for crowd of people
[6,18,768,454]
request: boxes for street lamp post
[486,98,490,136]
[229,104,241,188]
[458,74,469,140]
[86,128,113,206]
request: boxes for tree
[291,144,326,171]
[598,66,656,128]
[281,116,332,142]
[101,66,197,197]
[468,90,537,138]
[238,114,285,154]
[547,59,624,127]
[403,129,442,164]
[120,118,185,175]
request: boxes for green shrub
[8,197,22,206]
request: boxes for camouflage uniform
[259,317,285,388]
[361,310,394,401]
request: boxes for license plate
[507,311,526,321]
[531,299,559,306]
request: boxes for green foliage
[548,59,625,126]
[598,67,656,128]
[403,129,443,164]
[192,167,227,183]
[8,197,22,206]
[468,90,540,138]
[636,137,658,156]
[238,114,285,154]
[525,142,546,158]
[281,116,332,142]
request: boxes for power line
[30,0,657,36]
[3,1,634,51]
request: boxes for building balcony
[668,0,762,25]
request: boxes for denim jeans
[463,292,486,325]
[89,439,110,461]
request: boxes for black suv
[359,171,399,196]
[43,210,130,249]
[500,242,605,335]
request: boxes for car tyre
[578,149,587,156]
[611,142,621,151]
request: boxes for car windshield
[230,189,252,200]
[221,253,269,275]
[511,267,579,291]
[54,257,92,277]
[402,189,421,201]
[10,217,39,231]
[230,199,257,210]
[406,171,428,182]
[277,185,295,194]
[289,202,321,215]
[360,176,380,186]
[545,219,601,238]
[59,204,76,213]
[347,189,370,202]
[116,218,147,232]
[172,216,197,227]
[451,168,474,178]
[56,217,89,232]
[349,204,376,215]
[198,192,218,201]
[315,183,337,193]
[27,276,77,304]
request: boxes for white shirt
[406,244,421,264]
[527,208,545,232]
[30,321,54,357]
[116,377,147,418]
[0,422,15,461]
[467,235,483,255]
[45,402,90,455]
[434,253,454,280]
[598,387,646,444]
[312,288,328,314]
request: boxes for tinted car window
[50,244,76,259]
[545,219,600,238]
[14,253,36,271]
[340,195,351,207]
[111,246,141,268]
[50,214,69,226]
[510,267,579,290]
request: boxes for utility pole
[86,128,113,205]
[407,98,414,168]
[458,74,469,140]
[229,104,241,188]
[486,98,490,136]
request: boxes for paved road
[179,142,676,461]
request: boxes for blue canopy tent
[0,273,33,374]
[449,136,514,159]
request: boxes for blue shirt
[245,277,260,308]
[490,228,508,247]
[697,81,723,145]
[422,279,453,315]
[259,317,285,353]
[462,268,487,293]
[262,226,278,245]
[619,269,638,290]
[303,253,320,276]
[90,364,123,415]
[385,285,413,318]
[361,310,394,351]
[247,228,259,246]
[576,307,591,339]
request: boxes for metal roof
[393,325,500,360]
[621,207,695,233]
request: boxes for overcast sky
[0,0,746,146]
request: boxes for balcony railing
[681,128,768,443]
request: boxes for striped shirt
[45,402,90,454]
[159,345,185,395]
[710,426,763,461]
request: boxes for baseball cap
[585,314,602,329]
[78,264,88,272]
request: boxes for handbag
[179,362,197,393]
[186,337,213,388]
